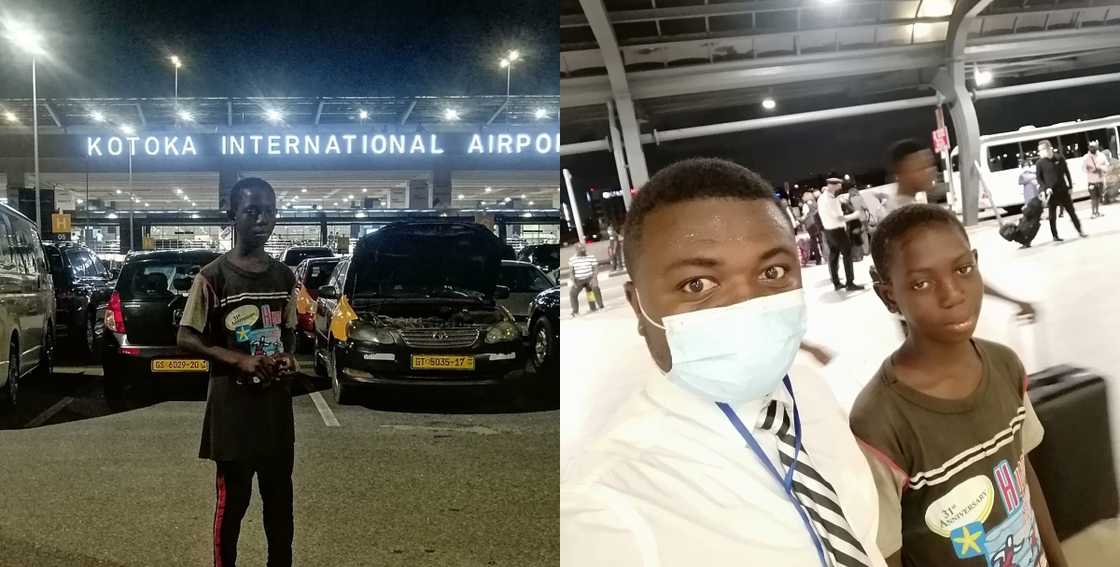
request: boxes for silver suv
[0,204,56,408]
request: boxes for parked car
[101,249,221,401]
[516,244,560,272]
[0,205,55,408]
[279,246,333,269]
[527,286,559,373]
[42,242,114,357]
[292,256,341,352]
[496,260,557,333]
[313,222,522,404]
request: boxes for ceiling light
[458,194,465,199]
[534,108,548,120]
[3,111,17,123]
[361,188,367,193]
[444,108,460,121]
[265,109,283,122]
[975,69,993,86]
[144,202,150,207]
[177,109,194,122]
[529,201,535,206]
[91,111,106,122]
[175,188,183,194]
[520,194,527,199]
[347,194,354,200]
[358,109,369,120]
[301,187,307,193]
[485,186,492,193]
[115,189,122,195]
[120,124,136,135]
[762,97,777,110]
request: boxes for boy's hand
[236,354,277,382]
[270,352,299,375]
[1016,301,1037,323]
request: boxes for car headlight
[348,321,398,345]
[485,321,519,344]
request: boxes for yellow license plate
[151,359,210,372]
[410,355,475,371]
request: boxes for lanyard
[716,376,830,567]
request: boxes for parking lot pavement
[0,352,558,567]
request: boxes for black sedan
[102,249,221,401]
[527,286,559,373]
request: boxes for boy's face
[875,222,982,344]
[896,150,936,195]
[624,197,802,372]
[233,186,277,249]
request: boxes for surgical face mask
[637,288,808,403]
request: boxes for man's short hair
[870,204,969,280]
[1038,140,1053,150]
[886,139,927,172]
[228,177,276,220]
[622,158,776,274]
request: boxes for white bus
[949,115,1120,213]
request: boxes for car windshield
[498,265,553,293]
[120,258,217,300]
[353,283,486,301]
[304,261,339,290]
[285,249,332,266]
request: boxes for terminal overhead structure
[561,0,1120,224]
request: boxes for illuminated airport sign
[84,131,560,159]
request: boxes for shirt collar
[643,374,791,441]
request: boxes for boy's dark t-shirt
[180,253,298,462]
[850,339,1046,567]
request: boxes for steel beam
[580,0,650,188]
[314,100,324,125]
[561,44,945,107]
[400,99,417,125]
[42,102,61,127]
[486,99,510,126]
[562,0,911,27]
[964,25,1120,61]
[605,100,633,210]
[135,103,146,126]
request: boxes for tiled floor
[561,199,1120,559]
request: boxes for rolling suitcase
[1028,365,1119,539]
[1015,322,1119,539]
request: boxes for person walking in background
[818,178,865,293]
[1036,140,1086,241]
[1018,160,1041,206]
[606,225,624,272]
[1085,140,1110,218]
[801,193,825,265]
[848,186,872,256]
[568,244,604,316]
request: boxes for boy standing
[178,177,298,567]
[850,204,1067,567]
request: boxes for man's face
[1038,145,1052,159]
[875,223,982,345]
[827,182,841,194]
[624,198,802,372]
[896,150,936,194]
[233,186,277,249]
[576,245,587,256]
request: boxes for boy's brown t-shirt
[850,339,1046,567]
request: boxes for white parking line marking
[309,391,341,427]
[27,397,75,428]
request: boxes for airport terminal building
[0,95,560,255]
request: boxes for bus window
[987,143,1020,172]
[1059,132,1089,158]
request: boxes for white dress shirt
[817,190,853,231]
[560,361,888,567]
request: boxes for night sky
[0,0,558,98]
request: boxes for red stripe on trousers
[214,469,227,567]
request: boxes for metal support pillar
[933,64,982,226]
[614,96,650,190]
[563,169,586,243]
[606,100,634,210]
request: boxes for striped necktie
[758,398,872,567]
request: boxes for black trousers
[825,228,855,288]
[1089,182,1104,214]
[1047,189,1082,239]
[214,451,294,567]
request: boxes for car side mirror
[318,285,338,299]
[494,285,510,299]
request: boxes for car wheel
[530,316,558,373]
[329,347,355,405]
[3,338,18,408]
[34,322,53,381]
[313,335,328,377]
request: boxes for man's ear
[870,267,900,314]
[623,281,645,337]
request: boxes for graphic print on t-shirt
[923,457,1043,566]
[222,303,283,356]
